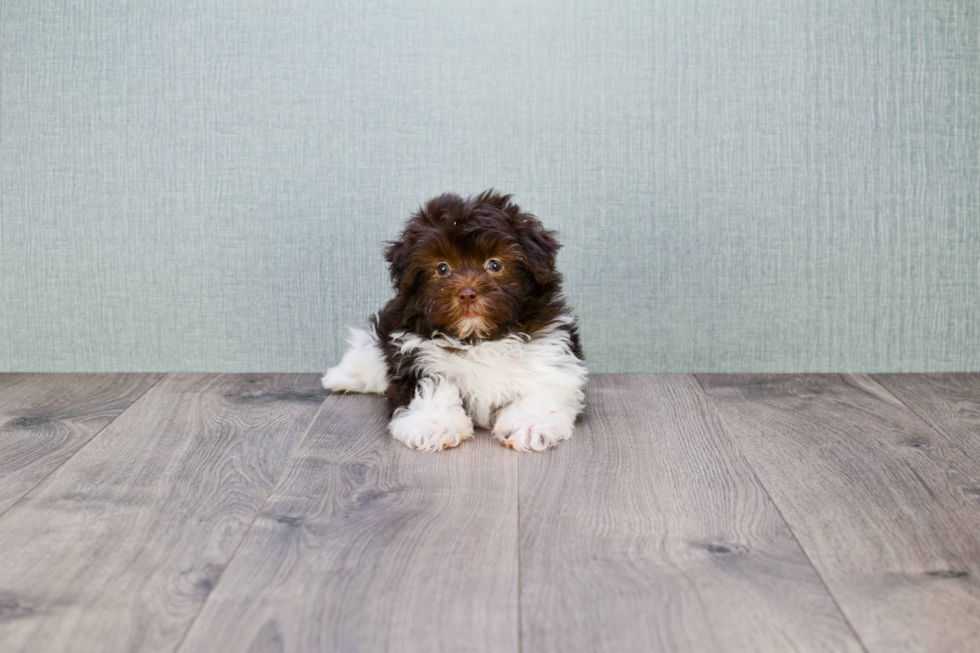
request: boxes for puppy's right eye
[436,263,450,276]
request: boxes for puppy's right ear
[385,215,427,292]
[386,200,445,292]
[384,236,412,290]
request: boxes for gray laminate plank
[0,374,324,653]
[698,374,980,653]
[0,373,164,515]
[873,374,980,470]
[519,374,862,653]
[177,392,519,653]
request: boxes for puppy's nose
[458,287,477,303]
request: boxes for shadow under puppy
[323,191,587,452]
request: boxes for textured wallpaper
[1,0,978,373]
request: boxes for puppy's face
[385,192,560,340]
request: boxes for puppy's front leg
[388,377,474,452]
[492,395,576,452]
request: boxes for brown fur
[372,190,583,413]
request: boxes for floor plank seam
[9,374,973,651]
[0,372,169,522]
[866,373,974,459]
[691,374,872,653]
[171,390,331,653]
[516,453,523,653]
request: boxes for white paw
[322,327,389,394]
[492,396,575,452]
[321,367,362,393]
[389,408,474,452]
[388,377,474,452]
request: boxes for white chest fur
[391,317,587,428]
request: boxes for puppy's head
[385,190,560,340]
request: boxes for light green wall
[2,1,978,373]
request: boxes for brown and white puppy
[323,191,586,452]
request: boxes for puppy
[322,191,586,452]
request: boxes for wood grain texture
[0,373,163,515]
[177,392,519,653]
[0,374,324,653]
[518,374,862,653]
[698,374,980,653]
[873,374,980,471]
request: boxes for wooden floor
[0,374,978,652]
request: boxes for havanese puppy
[322,190,586,452]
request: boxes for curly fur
[323,190,586,452]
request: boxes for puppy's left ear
[511,213,560,286]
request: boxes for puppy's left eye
[486,259,502,273]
